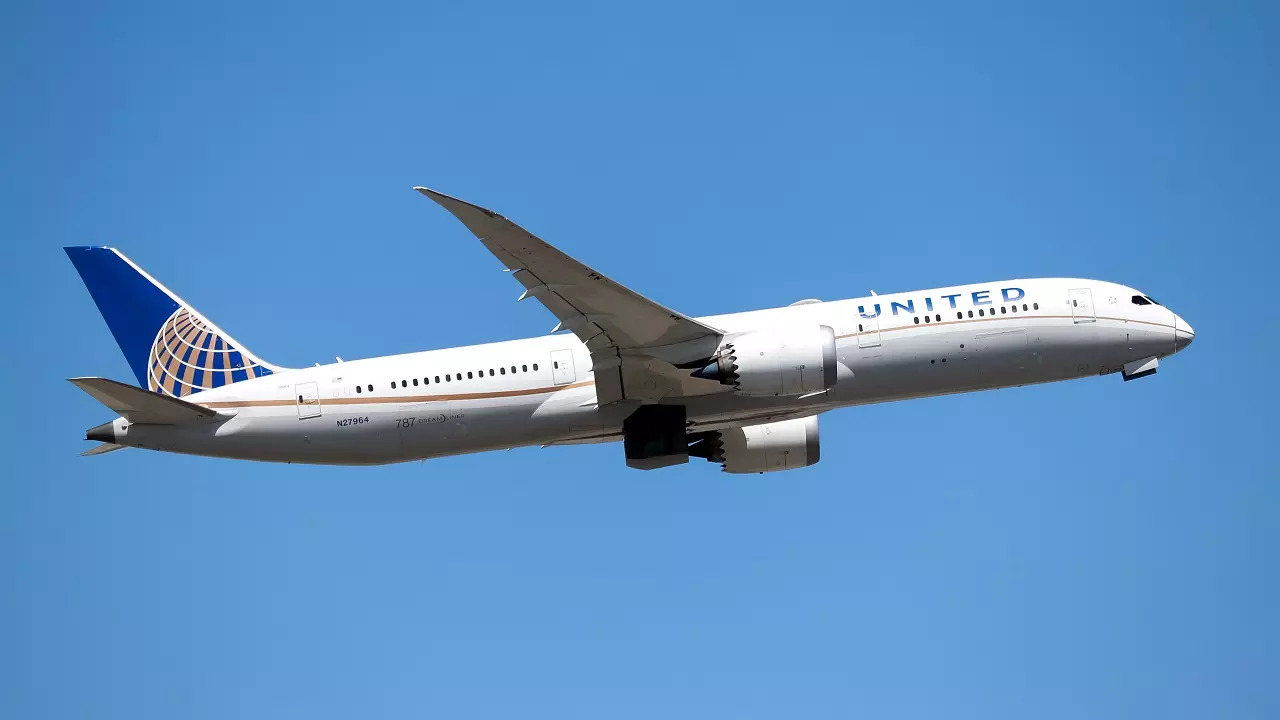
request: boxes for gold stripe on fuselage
[835,313,1173,341]
[198,380,597,409]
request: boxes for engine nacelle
[689,416,820,474]
[691,326,837,397]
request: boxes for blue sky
[3,2,1276,718]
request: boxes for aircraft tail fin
[64,247,282,397]
[69,377,219,424]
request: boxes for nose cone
[1174,314,1195,352]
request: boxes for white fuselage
[106,278,1194,465]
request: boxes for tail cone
[86,420,116,443]
[690,363,721,381]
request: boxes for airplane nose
[1174,314,1195,352]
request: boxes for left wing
[416,187,724,405]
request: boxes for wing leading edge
[416,188,724,405]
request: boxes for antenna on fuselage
[870,290,878,296]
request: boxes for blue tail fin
[65,247,281,397]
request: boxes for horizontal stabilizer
[81,442,125,456]
[69,377,219,424]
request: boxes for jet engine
[688,416,820,474]
[690,326,837,397]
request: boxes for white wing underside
[416,188,725,405]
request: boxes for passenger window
[914,317,920,324]
[858,323,863,332]
[1010,305,1017,313]
[924,316,930,323]
[533,363,539,371]
[367,384,372,392]
[1022,303,1028,311]
[554,361,559,368]
[500,367,506,375]
[356,386,362,394]
[511,366,517,374]
[467,371,473,379]
[434,376,440,383]
[446,374,451,382]
[968,310,973,318]
[413,378,418,386]
[522,365,528,372]
[402,379,407,386]
[1000,307,1006,314]
[978,309,984,317]
[1033,303,1039,310]
[935,314,941,322]
[956,313,962,320]
[391,381,397,389]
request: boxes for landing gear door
[1069,288,1096,324]
[295,381,321,419]
[857,314,881,348]
[550,349,576,386]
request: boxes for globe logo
[147,307,267,397]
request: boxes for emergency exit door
[1069,288,1096,323]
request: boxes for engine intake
[691,326,837,397]
[689,416,820,474]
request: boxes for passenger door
[1069,288,1096,323]
[295,381,321,419]
[857,314,881,348]
[550,349,576,385]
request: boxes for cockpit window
[1145,296,1160,305]
[1131,295,1152,306]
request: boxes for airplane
[65,188,1195,472]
